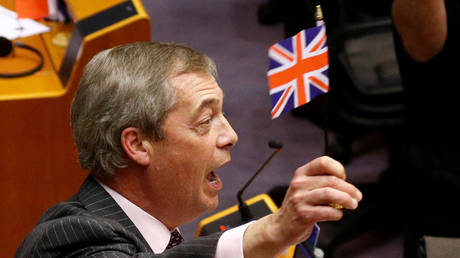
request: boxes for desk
[0,1,150,256]
[0,22,71,100]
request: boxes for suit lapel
[76,175,152,251]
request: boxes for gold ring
[329,203,343,209]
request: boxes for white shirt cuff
[215,221,254,258]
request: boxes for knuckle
[325,208,335,217]
[319,187,335,200]
[317,156,330,169]
[320,156,345,176]
[290,179,304,191]
[328,176,341,187]
[289,193,302,206]
[297,207,311,218]
[294,167,305,177]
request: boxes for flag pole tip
[315,5,324,21]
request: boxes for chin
[203,197,219,213]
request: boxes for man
[16,42,362,257]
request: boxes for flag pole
[314,4,330,156]
[316,4,342,211]
[315,4,324,26]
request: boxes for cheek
[184,139,216,166]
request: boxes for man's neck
[95,170,181,230]
[96,178,176,253]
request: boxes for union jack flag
[267,24,329,119]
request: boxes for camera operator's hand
[243,156,362,258]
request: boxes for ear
[121,127,150,166]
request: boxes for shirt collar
[97,180,176,253]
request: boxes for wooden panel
[0,95,87,257]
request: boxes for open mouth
[206,170,222,191]
[206,171,220,184]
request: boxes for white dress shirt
[99,181,250,257]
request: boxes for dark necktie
[166,229,184,249]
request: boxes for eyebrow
[197,90,224,110]
[195,98,220,113]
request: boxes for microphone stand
[237,141,282,222]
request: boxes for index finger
[297,156,346,180]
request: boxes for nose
[217,115,238,149]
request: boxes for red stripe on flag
[311,33,326,52]
[309,76,329,91]
[267,51,328,90]
[295,32,307,105]
[269,45,294,62]
[271,85,293,118]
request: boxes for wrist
[243,215,287,258]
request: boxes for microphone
[237,140,283,221]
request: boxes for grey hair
[70,41,217,177]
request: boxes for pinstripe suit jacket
[15,176,222,257]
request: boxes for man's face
[145,71,238,227]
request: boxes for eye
[200,116,212,125]
[193,116,212,135]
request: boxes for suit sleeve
[15,215,222,258]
